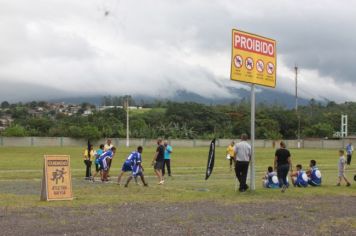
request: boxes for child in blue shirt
[307,160,322,186]
[262,166,279,188]
[91,144,104,182]
[290,164,308,187]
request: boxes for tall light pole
[125,97,130,147]
[295,65,301,148]
[341,114,348,138]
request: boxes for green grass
[0,146,355,208]
[130,107,166,115]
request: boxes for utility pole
[125,97,130,147]
[295,65,301,148]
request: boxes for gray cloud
[0,81,71,102]
[0,0,355,102]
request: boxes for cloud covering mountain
[0,0,355,102]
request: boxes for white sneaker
[159,180,165,185]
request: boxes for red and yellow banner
[230,29,277,88]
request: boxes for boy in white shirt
[337,150,351,187]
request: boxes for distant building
[28,109,43,118]
[69,106,80,114]
[0,116,13,130]
[83,110,93,116]
[97,106,122,111]
[97,105,142,111]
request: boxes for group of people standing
[83,139,115,181]
[83,138,173,186]
[227,137,353,193]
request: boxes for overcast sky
[0,0,355,102]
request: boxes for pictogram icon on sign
[256,60,264,73]
[267,62,274,75]
[234,55,243,68]
[245,57,254,70]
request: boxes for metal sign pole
[250,84,256,190]
[126,98,130,147]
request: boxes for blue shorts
[132,165,143,177]
[295,181,308,187]
[99,159,108,171]
[122,162,133,172]
[308,179,321,186]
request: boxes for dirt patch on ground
[0,196,355,236]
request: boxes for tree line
[1,99,355,140]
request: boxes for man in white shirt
[104,139,113,151]
[104,139,114,175]
[234,134,251,192]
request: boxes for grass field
[0,146,355,208]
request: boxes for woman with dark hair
[83,144,94,180]
[274,141,292,193]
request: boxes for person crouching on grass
[152,138,165,185]
[306,160,322,186]
[124,146,148,187]
[262,166,279,188]
[98,147,116,182]
[337,150,351,187]
[290,164,308,187]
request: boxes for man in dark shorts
[152,138,165,184]
[274,141,292,193]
